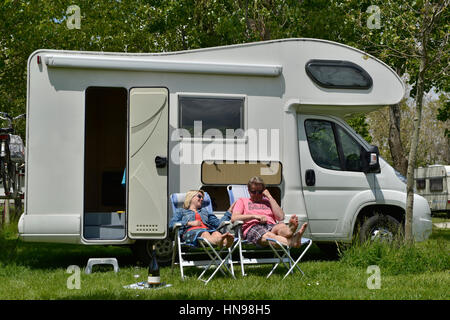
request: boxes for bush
[339,231,450,275]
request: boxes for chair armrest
[231,220,244,233]
[216,221,231,233]
[169,222,182,238]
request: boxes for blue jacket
[169,207,232,236]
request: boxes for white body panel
[128,87,168,239]
[19,38,431,245]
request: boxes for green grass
[0,221,449,300]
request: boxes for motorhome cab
[19,39,432,263]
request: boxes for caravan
[19,39,432,263]
[415,165,450,214]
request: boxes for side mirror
[363,145,380,173]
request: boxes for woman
[169,190,235,248]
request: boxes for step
[84,212,125,226]
[84,225,126,240]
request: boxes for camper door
[297,114,376,237]
[128,87,168,239]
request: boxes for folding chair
[227,184,312,279]
[169,192,240,285]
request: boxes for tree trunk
[388,103,408,176]
[405,56,427,243]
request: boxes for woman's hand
[187,220,202,227]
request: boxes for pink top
[233,197,278,237]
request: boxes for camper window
[179,96,244,138]
[305,60,373,89]
[416,178,426,190]
[430,177,443,192]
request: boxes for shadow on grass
[0,237,137,270]
[0,224,334,271]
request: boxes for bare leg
[199,231,222,246]
[271,215,299,239]
[259,232,290,247]
[260,222,308,248]
[271,223,293,239]
[200,231,233,248]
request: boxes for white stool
[85,258,120,274]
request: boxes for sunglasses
[249,190,263,195]
[196,194,204,200]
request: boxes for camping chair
[169,192,240,285]
[227,184,313,279]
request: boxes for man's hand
[262,189,272,199]
[262,188,284,221]
[255,215,268,223]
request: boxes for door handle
[305,169,315,186]
[155,156,167,168]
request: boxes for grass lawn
[0,220,448,300]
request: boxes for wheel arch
[352,203,405,237]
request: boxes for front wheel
[359,214,403,243]
[132,239,174,266]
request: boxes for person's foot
[288,215,299,233]
[220,232,234,248]
[223,232,234,248]
[289,222,308,248]
[298,222,308,236]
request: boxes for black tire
[132,239,174,266]
[359,214,403,243]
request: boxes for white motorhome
[19,38,432,263]
[414,165,450,214]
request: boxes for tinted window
[179,96,244,137]
[305,60,373,89]
[336,126,364,172]
[430,177,443,192]
[305,119,366,172]
[305,120,341,170]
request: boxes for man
[231,176,308,247]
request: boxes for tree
[367,94,450,166]
[340,0,449,242]
[402,0,448,242]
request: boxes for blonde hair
[183,190,205,209]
